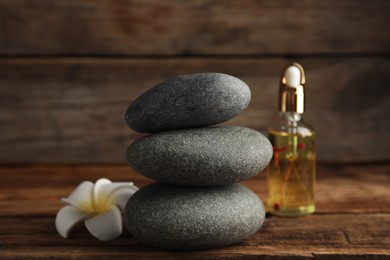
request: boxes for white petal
[96,182,135,198]
[66,181,94,212]
[93,178,111,202]
[84,206,122,241]
[109,186,139,211]
[55,206,91,238]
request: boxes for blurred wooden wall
[0,0,389,164]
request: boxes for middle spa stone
[127,126,273,186]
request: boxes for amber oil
[267,117,316,216]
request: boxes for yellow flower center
[77,192,113,214]
[93,193,113,214]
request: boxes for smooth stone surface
[125,73,251,133]
[127,126,273,186]
[124,182,265,250]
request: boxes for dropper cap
[279,63,305,113]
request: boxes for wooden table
[0,164,389,259]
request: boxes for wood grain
[0,57,389,163]
[0,214,389,258]
[0,0,389,55]
[0,164,389,258]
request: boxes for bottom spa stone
[124,182,265,250]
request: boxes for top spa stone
[125,73,251,133]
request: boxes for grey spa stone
[125,73,251,133]
[124,182,265,250]
[127,126,273,186]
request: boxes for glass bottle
[267,63,316,217]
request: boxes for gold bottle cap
[279,63,305,113]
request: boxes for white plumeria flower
[55,178,138,241]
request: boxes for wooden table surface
[0,164,389,259]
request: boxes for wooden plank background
[1,0,389,55]
[0,0,389,163]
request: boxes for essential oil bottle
[267,63,316,217]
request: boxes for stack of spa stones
[124,73,272,250]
